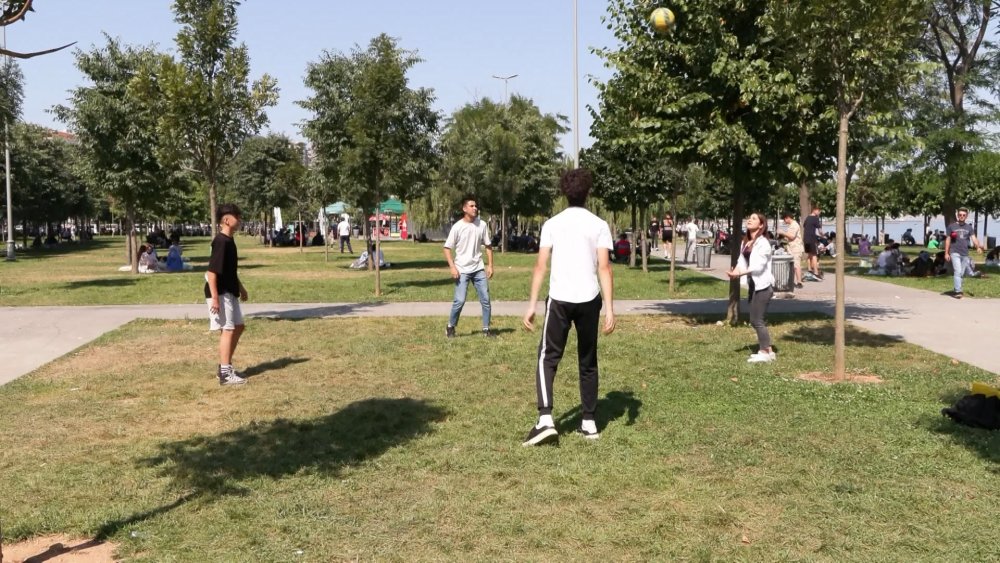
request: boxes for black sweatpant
[535,295,602,419]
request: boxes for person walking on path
[205,203,250,386]
[337,216,354,254]
[945,207,985,299]
[522,168,616,446]
[684,216,699,263]
[779,210,805,288]
[802,206,823,281]
[729,212,776,363]
[443,196,495,338]
[662,215,674,259]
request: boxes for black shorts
[662,230,673,242]
[804,242,817,254]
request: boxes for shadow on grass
[143,398,447,494]
[387,277,453,290]
[104,399,448,537]
[244,357,309,378]
[781,324,904,347]
[555,390,642,433]
[249,303,385,320]
[62,278,139,289]
[921,413,1000,473]
[382,260,448,271]
[13,239,118,261]
[633,298,907,323]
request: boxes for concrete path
[1,256,996,384]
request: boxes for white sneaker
[747,351,776,363]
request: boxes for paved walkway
[1,255,996,384]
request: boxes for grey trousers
[748,284,773,351]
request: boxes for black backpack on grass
[942,394,1000,430]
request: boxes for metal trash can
[771,254,794,292]
[694,243,712,268]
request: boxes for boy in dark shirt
[205,203,249,385]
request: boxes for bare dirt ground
[2,535,118,563]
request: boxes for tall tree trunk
[923,215,930,246]
[127,205,138,274]
[834,110,851,381]
[669,194,677,293]
[298,211,304,253]
[629,202,637,268]
[501,206,507,254]
[209,173,218,239]
[375,197,382,297]
[727,183,744,325]
[798,179,811,223]
[641,205,648,273]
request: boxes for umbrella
[325,201,349,215]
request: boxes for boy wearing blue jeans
[944,207,984,299]
[443,196,494,338]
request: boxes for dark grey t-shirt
[803,215,821,244]
[947,222,976,256]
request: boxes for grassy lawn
[1,315,998,560]
[824,249,1000,298]
[0,236,727,306]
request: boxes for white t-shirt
[338,220,351,237]
[444,218,491,274]
[685,221,699,241]
[540,207,613,303]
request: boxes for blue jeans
[449,269,491,329]
[951,254,972,293]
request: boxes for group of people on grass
[119,234,192,273]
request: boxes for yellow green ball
[649,7,676,34]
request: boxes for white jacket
[737,236,774,290]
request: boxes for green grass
[1,315,998,561]
[827,249,1000,298]
[0,236,728,306]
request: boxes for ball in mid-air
[649,7,675,34]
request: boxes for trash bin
[694,243,712,268]
[771,254,794,292]
[988,236,996,249]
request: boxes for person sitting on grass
[137,243,161,274]
[350,243,389,269]
[613,233,632,264]
[165,237,192,272]
[986,248,999,267]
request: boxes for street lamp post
[4,120,12,261]
[492,73,518,102]
[573,0,580,168]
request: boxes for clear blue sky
[9,0,618,154]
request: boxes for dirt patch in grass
[2,535,118,562]
[795,371,884,384]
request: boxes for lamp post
[572,0,580,168]
[492,73,518,102]
[2,24,12,262]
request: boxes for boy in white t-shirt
[522,169,616,446]
[443,196,494,338]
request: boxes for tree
[596,0,814,322]
[768,0,927,379]
[158,0,278,238]
[226,134,298,243]
[439,96,565,252]
[301,33,439,296]
[8,123,84,237]
[54,37,179,272]
[923,0,999,224]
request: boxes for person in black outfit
[802,206,823,280]
[205,203,249,386]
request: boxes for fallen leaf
[741,535,751,545]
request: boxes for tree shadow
[781,324,904,347]
[15,238,119,262]
[383,260,447,271]
[102,399,448,536]
[555,390,642,432]
[141,398,447,494]
[249,303,384,320]
[387,278,453,289]
[633,298,906,323]
[243,357,310,378]
[62,278,138,289]
[919,413,1000,473]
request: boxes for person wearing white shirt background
[443,196,495,338]
[337,215,354,254]
[684,217,699,263]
